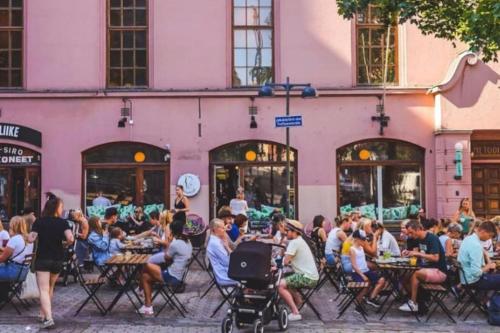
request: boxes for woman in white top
[0,222,10,248]
[0,216,29,282]
[230,188,249,216]
[325,215,351,265]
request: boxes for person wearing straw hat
[278,219,319,321]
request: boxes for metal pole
[285,76,291,218]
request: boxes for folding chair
[74,266,107,316]
[421,283,456,323]
[332,252,369,321]
[0,255,32,315]
[199,261,216,299]
[186,228,208,272]
[456,264,488,320]
[60,222,80,285]
[152,267,189,317]
[308,235,340,294]
[203,257,237,318]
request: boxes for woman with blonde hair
[148,210,174,265]
[0,216,30,282]
[452,197,476,234]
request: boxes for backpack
[488,293,500,326]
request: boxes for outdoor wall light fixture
[249,97,258,129]
[454,142,464,180]
[118,98,133,128]
[371,96,390,135]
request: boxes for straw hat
[286,219,304,234]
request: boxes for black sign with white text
[0,123,42,147]
[0,144,41,166]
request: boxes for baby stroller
[221,241,288,333]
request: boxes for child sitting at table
[350,229,386,312]
[109,227,126,255]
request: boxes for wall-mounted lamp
[249,97,258,129]
[454,142,464,180]
[118,98,133,128]
[371,96,390,135]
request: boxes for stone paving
[0,265,498,333]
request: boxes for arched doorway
[209,140,298,224]
[0,143,41,221]
[82,142,170,214]
[337,139,425,222]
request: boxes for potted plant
[183,213,207,248]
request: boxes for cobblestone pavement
[0,265,497,333]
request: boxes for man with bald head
[206,218,237,286]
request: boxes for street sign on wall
[275,115,303,128]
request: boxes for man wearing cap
[278,219,319,321]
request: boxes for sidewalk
[0,266,495,333]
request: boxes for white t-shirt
[0,229,10,248]
[378,230,401,256]
[93,196,112,207]
[5,234,27,264]
[166,238,193,281]
[285,236,319,281]
[230,199,248,216]
[325,227,343,255]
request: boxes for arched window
[337,139,424,222]
[210,141,297,223]
[83,142,169,214]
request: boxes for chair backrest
[331,251,350,286]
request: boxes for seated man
[206,218,237,286]
[458,220,499,290]
[278,219,319,322]
[399,220,448,313]
[138,220,192,315]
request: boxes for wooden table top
[106,254,151,265]
[376,263,421,271]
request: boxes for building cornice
[434,129,474,136]
[0,87,429,99]
[428,51,479,95]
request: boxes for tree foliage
[336,0,500,62]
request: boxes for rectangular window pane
[10,30,21,49]
[0,31,7,48]
[11,69,20,86]
[11,9,22,26]
[11,50,21,67]
[0,51,7,67]
[108,0,148,87]
[339,166,378,214]
[0,0,8,8]
[0,69,8,86]
[0,10,8,26]
[85,168,136,209]
[232,0,273,87]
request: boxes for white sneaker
[288,313,302,321]
[398,300,418,312]
[137,305,154,315]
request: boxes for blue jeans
[325,253,335,266]
[341,255,352,274]
[0,262,28,282]
[472,273,500,291]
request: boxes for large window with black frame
[232,0,274,87]
[0,0,23,88]
[108,0,148,88]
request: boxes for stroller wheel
[221,315,233,333]
[253,319,264,333]
[277,306,288,331]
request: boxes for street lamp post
[258,77,317,218]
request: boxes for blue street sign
[275,115,303,128]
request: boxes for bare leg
[370,277,385,299]
[410,271,425,303]
[289,289,303,307]
[36,272,51,320]
[278,280,299,315]
[140,263,163,307]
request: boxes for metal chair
[74,265,107,316]
[0,254,32,315]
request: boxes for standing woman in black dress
[28,196,73,329]
[172,185,189,222]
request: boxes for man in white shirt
[278,219,319,322]
[377,224,401,257]
[92,190,112,207]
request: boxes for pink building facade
[0,0,498,226]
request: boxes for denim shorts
[161,269,181,286]
[341,255,352,274]
[0,262,28,282]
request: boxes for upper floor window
[356,5,398,85]
[107,0,148,88]
[232,0,273,87]
[0,0,23,88]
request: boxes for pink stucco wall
[21,0,465,90]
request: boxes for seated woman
[350,230,386,311]
[138,220,192,316]
[439,223,462,257]
[311,215,327,258]
[0,216,30,282]
[87,216,111,267]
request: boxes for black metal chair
[0,254,32,315]
[456,264,488,320]
[152,266,189,317]
[74,265,107,316]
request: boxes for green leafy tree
[336,0,500,62]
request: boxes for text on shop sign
[0,145,40,165]
[471,141,500,159]
[0,123,42,147]
[275,115,303,128]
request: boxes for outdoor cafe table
[122,243,156,254]
[101,253,151,315]
[375,261,421,321]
